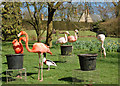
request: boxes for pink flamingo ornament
[18,31,52,81]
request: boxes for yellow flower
[113,42,116,45]
[107,43,110,45]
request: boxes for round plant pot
[61,45,72,55]
[6,54,24,69]
[77,53,98,71]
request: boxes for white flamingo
[56,31,70,45]
[97,34,106,58]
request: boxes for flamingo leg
[102,41,106,58]
[101,46,102,58]
[40,53,43,82]
[38,53,41,80]
[103,49,106,58]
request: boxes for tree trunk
[37,32,41,42]
[118,1,120,17]
[46,6,56,47]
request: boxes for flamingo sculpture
[96,34,106,58]
[17,31,52,81]
[68,29,79,43]
[56,31,70,45]
[12,37,26,54]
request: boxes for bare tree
[45,2,63,47]
[112,1,120,18]
[24,2,47,42]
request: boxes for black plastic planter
[6,54,24,69]
[61,45,72,55]
[77,54,98,71]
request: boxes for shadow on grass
[2,77,16,82]
[2,62,7,64]
[26,72,38,79]
[2,71,17,82]
[2,71,38,82]
[54,61,66,63]
[26,72,38,76]
[58,77,84,83]
[34,67,55,70]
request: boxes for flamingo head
[18,31,27,37]
[12,39,18,44]
[65,31,70,35]
[12,39,20,47]
[75,29,79,34]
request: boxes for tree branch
[26,2,34,21]
[33,2,38,25]
[112,2,117,7]
[54,2,63,9]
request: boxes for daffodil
[107,43,110,45]
[113,42,116,45]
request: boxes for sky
[71,0,119,2]
[0,0,119,2]
[0,1,117,19]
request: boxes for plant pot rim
[60,45,72,47]
[6,54,24,56]
[77,53,98,57]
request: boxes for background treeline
[22,18,120,37]
[1,2,120,41]
[22,19,91,31]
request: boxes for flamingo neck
[23,33,32,52]
[75,32,77,40]
[19,37,23,43]
[65,34,68,42]
[19,38,21,43]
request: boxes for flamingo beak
[77,33,79,37]
[18,33,21,37]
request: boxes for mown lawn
[1,30,119,85]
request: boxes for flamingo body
[56,31,70,45]
[56,37,67,44]
[68,36,77,42]
[12,37,26,54]
[97,34,105,42]
[68,29,78,43]
[29,43,52,54]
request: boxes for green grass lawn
[1,30,119,85]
